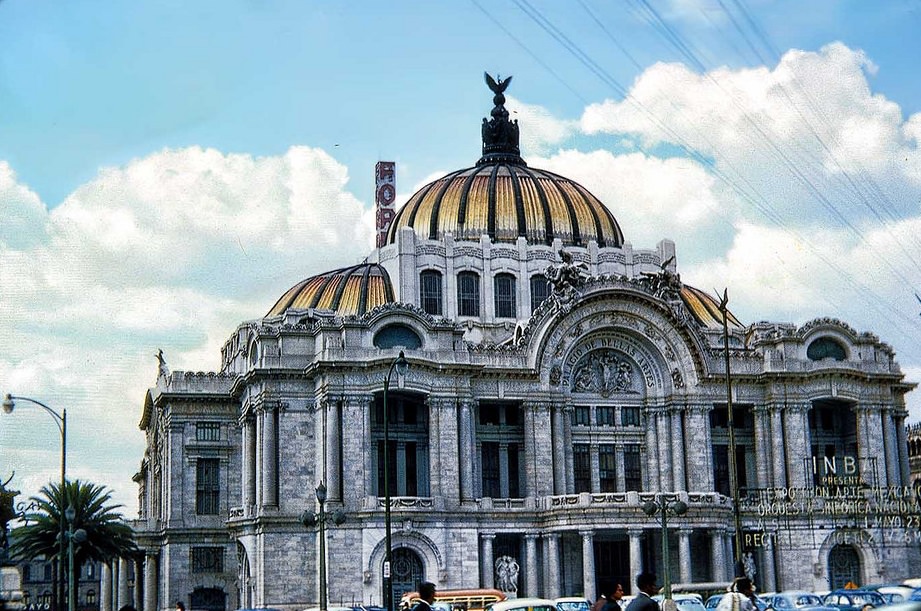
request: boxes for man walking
[414,582,437,611]
[625,573,659,611]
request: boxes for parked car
[705,594,772,611]
[489,599,558,611]
[861,585,916,604]
[821,590,886,611]
[652,594,707,611]
[555,598,591,611]
[765,592,836,611]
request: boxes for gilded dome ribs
[429,168,465,240]
[552,175,582,246]
[456,167,479,231]
[487,164,500,240]
[507,165,528,239]
[518,166,555,246]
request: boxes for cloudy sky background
[2,0,921,512]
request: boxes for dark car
[821,590,886,611]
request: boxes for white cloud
[0,146,375,508]
[505,95,577,156]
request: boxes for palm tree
[9,479,138,606]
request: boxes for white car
[555,599,591,611]
[653,595,708,611]
[489,598,558,611]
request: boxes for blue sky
[1,0,921,511]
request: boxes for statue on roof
[640,255,682,300]
[480,72,522,165]
[546,249,589,312]
[156,348,170,379]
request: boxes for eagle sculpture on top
[484,72,512,94]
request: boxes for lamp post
[2,394,67,611]
[382,351,409,611]
[64,505,87,611]
[642,493,688,601]
[300,481,346,611]
[716,290,745,577]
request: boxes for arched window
[419,270,443,315]
[373,324,423,350]
[457,271,480,317]
[807,337,846,361]
[530,274,550,312]
[86,591,96,605]
[494,273,517,318]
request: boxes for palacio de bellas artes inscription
[124,74,919,611]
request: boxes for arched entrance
[828,544,861,589]
[388,548,424,609]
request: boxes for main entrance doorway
[389,548,424,609]
[828,544,861,589]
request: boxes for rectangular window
[482,442,500,497]
[196,422,221,442]
[713,445,730,496]
[196,458,220,515]
[406,441,418,496]
[573,406,591,426]
[420,270,443,315]
[376,440,398,496]
[621,406,641,426]
[191,547,224,573]
[596,406,616,426]
[457,272,480,317]
[623,444,642,491]
[573,444,591,493]
[508,443,521,498]
[599,444,617,492]
[530,274,550,312]
[494,274,517,318]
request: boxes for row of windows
[419,270,550,318]
[573,444,643,493]
[573,406,642,427]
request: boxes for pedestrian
[176,602,186,611]
[593,584,611,611]
[602,584,626,611]
[716,577,755,611]
[626,573,659,611]
[414,582,437,611]
[119,606,138,611]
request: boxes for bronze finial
[479,72,524,166]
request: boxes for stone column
[118,557,130,608]
[615,444,625,493]
[552,404,567,495]
[481,534,495,588]
[671,408,686,491]
[243,415,256,512]
[100,562,113,611]
[254,408,263,507]
[710,530,726,582]
[326,399,342,501]
[855,405,873,477]
[563,404,575,494]
[685,405,713,492]
[428,397,443,499]
[645,410,660,491]
[524,401,552,497]
[657,410,671,490]
[770,406,787,488]
[678,528,692,584]
[784,403,810,488]
[545,534,561,599]
[434,397,461,503]
[591,445,601,493]
[581,531,596,603]
[341,395,372,506]
[628,529,644,593]
[143,552,158,611]
[499,444,510,498]
[753,407,770,489]
[882,407,898,488]
[262,404,278,507]
[759,537,776,593]
[460,401,476,501]
[525,534,539,597]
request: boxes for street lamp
[382,351,408,611]
[300,481,346,611]
[643,493,688,601]
[3,394,67,611]
[64,505,87,611]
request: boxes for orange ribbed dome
[267,263,393,317]
[385,163,624,247]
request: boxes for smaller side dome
[680,285,743,330]
[267,263,394,317]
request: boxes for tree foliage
[8,480,137,570]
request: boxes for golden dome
[267,263,394,317]
[680,285,743,330]
[386,73,624,248]
[385,163,624,247]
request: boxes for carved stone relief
[571,349,637,396]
